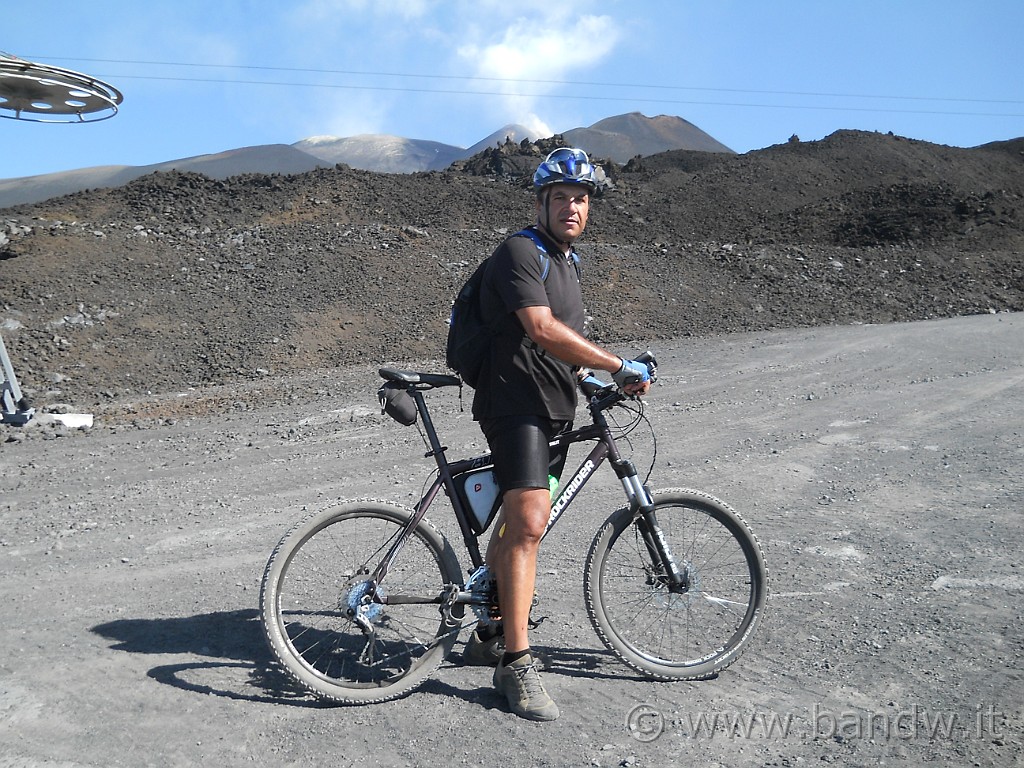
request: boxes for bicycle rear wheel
[260,500,464,704]
[584,489,768,680]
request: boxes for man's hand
[612,358,652,396]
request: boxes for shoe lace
[511,660,547,699]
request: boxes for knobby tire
[584,489,768,680]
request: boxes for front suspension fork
[623,474,688,590]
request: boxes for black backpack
[446,228,550,388]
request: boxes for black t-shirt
[471,227,585,422]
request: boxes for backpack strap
[512,228,551,280]
[513,226,582,281]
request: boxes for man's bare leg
[486,486,559,720]
[487,486,549,653]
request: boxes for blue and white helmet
[533,147,605,195]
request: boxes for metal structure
[1,333,34,424]
[0,51,122,123]
[1,54,122,425]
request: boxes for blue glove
[612,358,651,388]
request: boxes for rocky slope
[1,130,1022,412]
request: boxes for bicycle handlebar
[579,351,657,406]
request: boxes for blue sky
[2,0,1022,180]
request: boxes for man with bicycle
[467,147,652,721]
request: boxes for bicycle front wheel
[260,500,464,704]
[584,489,768,681]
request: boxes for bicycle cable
[419,466,440,505]
[607,399,639,445]
[609,397,658,485]
[639,404,658,486]
[409,414,445,507]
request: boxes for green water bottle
[548,474,559,499]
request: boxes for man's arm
[516,305,618,372]
[516,305,651,395]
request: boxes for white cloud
[460,11,619,81]
[455,10,620,128]
[280,2,622,142]
[521,113,554,138]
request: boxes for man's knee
[501,488,550,541]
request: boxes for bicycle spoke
[701,592,752,610]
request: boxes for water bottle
[548,474,559,499]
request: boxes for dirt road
[2,314,1021,767]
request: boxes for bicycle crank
[465,565,500,627]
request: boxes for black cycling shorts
[480,414,573,493]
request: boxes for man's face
[538,183,590,243]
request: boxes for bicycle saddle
[379,368,462,388]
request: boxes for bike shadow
[91,610,657,708]
[91,608,323,707]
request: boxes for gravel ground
[1,313,1022,767]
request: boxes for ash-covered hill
[2,130,1022,410]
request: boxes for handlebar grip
[635,351,658,383]
[580,352,657,397]
[579,374,607,398]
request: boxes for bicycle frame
[261,366,767,702]
[370,378,686,596]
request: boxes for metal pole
[0,331,34,424]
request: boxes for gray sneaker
[463,629,504,666]
[463,629,548,670]
[493,653,559,721]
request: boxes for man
[466,148,651,721]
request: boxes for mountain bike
[259,356,768,704]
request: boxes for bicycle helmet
[533,147,605,195]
